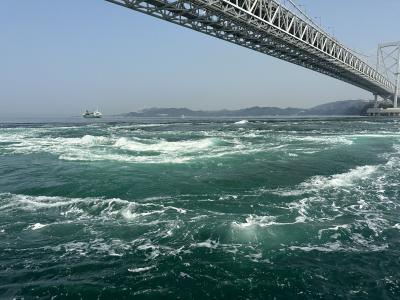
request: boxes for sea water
[0,117,399,299]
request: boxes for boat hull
[83,115,102,118]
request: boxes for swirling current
[0,117,400,299]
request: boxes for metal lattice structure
[105,0,397,100]
[375,42,400,107]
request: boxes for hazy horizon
[0,98,370,118]
[1,0,399,116]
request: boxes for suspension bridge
[105,0,400,116]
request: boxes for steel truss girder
[106,0,395,98]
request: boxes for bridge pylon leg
[376,42,400,109]
[394,49,400,108]
[374,94,379,108]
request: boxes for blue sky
[0,0,399,115]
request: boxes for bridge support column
[374,94,379,108]
[376,42,400,109]
[394,49,400,108]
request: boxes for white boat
[83,110,102,118]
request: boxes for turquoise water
[1,117,400,299]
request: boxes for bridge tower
[374,42,400,109]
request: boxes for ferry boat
[83,110,102,118]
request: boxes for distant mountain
[124,106,305,117]
[123,100,372,117]
[305,100,370,116]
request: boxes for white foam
[191,239,219,249]
[121,203,138,220]
[318,225,349,239]
[268,164,381,203]
[2,128,255,163]
[137,243,161,260]
[289,241,343,252]
[28,223,48,230]
[6,194,87,209]
[269,189,305,197]
[0,193,184,226]
[289,241,388,253]
[245,252,264,262]
[1,125,286,163]
[232,215,277,228]
[50,238,133,257]
[361,215,390,237]
[235,120,249,125]
[128,266,155,273]
[166,206,187,214]
[79,135,109,145]
[179,272,193,279]
[287,197,324,222]
[233,212,308,229]
[121,202,180,220]
[59,152,189,164]
[114,137,216,154]
[302,165,378,190]
[282,135,354,146]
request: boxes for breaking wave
[0,128,254,163]
[234,120,249,125]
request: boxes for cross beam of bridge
[106,0,397,101]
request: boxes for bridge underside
[106,0,395,99]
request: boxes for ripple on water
[1,120,400,298]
